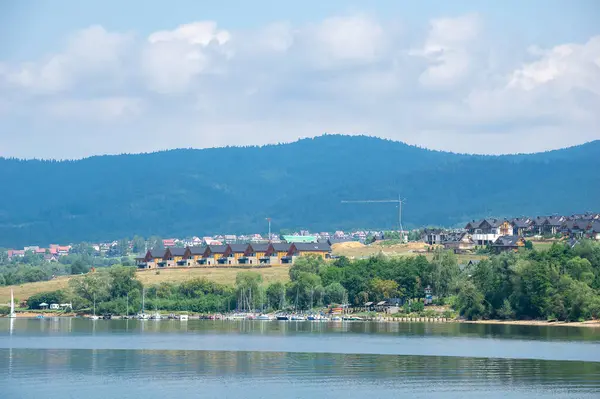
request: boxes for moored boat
[276,315,289,321]
[256,314,272,321]
[179,314,189,321]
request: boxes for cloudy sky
[1,0,599,159]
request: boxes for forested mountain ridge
[1,134,599,247]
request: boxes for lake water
[1,318,599,398]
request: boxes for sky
[1,0,599,159]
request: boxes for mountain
[0,134,599,247]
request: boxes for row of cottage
[135,242,332,269]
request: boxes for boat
[276,315,289,321]
[330,316,342,321]
[256,314,272,321]
[89,293,100,320]
[9,289,17,318]
[179,314,189,321]
[36,314,44,319]
[137,288,149,319]
[150,312,162,320]
[102,314,112,320]
[137,312,149,320]
[290,314,306,321]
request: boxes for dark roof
[168,247,187,257]
[249,243,269,252]
[270,243,292,251]
[546,216,562,226]
[228,244,249,253]
[589,221,600,232]
[511,218,530,228]
[206,245,228,254]
[188,246,206,255]
[293,243,331,252]
[492,235,522,247]
[150,250,165,258]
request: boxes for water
[1,318,599,398]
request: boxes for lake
[1,318,599,398]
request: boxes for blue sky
[1,0,599,158]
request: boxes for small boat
[179,314,189,321]
[290,315,306,321]
[256,314,272,321]
[36,314,44,319]
[276,315,289,321]
[137,313,149,320]
[102,314,112,320]
[89,315,100,320]
[150,312,162,320]
[330,316,342,321]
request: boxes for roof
[492,235,522,247]
[248,243,269,252]
[283,235,318,243]
[293,243,331,252]
[206,245,228,254]
[168,247,187,257]
[589,221,600,233]
[511,218,530,228]
[270,243,291,251]
[188,246,206,255]
[364,302,373,306]
[150,250,165,258]
[228,244,249,253]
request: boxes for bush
[28,290,65,309]
[410,301,425,312]
[0,306,10,315]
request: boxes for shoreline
[459,319,600,328]
[4,312,599,327]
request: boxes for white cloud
[142,21,231,94]
[0,14,599,158]
[2,26,132,93]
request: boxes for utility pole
[266,217,272,242]
[341,195,407,234]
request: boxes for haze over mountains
[1,135,599,247]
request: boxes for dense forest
[16,241,600,322]
[1,134,599,247]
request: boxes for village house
[422,229,448,245]
[491,236,526,253]
[510,218,531,236]
[442,233,476,253]
[238,243,269,264]
[465,219,511,245]
[200,245,229,265]
[281,243,331,263]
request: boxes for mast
[126,293,129,317]
[142,288,145,314]
[10,289,15,316]
[93,293,96,317]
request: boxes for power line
[341,194,407,233]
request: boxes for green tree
[108,266,142,299]
[236,271,264,311]
[132,236,146,254]
[71,259,89,275]
[266,281,286,310]
[455,281,486,320]
[324,282,346,305]
[370,278,399,301]
[27,290,65,309]
[69,273,110,303]
[289,255,326,281]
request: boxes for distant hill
[0,134,599,247]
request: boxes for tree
[455,281,486,320]
[266,281,286,310]
[132,236,146,254]
[324,282,346,305]
[28,290,65,309]
[71,259,89,275]
[565,257,594,284]
[117,238,129,256]
[108,266,142,299]
[148,236,164,251]
[69,273,110,303]
[289,255,326,281]
[370,278,399,301]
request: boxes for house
[531,216,562,235]
[265,243,292,264]
[200,245,229,265]
[7,249,25,259]
[136,249,166,269]
[238,243,270,265]
[442,233,476,253]
[164,247,187,267]
[224,235,237,244]
[57,246,70,256]
[422,229,448,245]
[510,218,531,236]
[44,254,58,262]
[162,239,176,247]
[282,243,331,263]
[491,236,526,253]
[221,244,248,265]
[466,219,504,245]
[187,246,206,265]
[587,221,600,240]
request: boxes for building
[510,218,531,236]
[282,243,331,263]
[266,243,292,264]
[491,236,526,253]
[442,233,476,253]
[164,247,187,267]
[466,219,509,245]
[199,245,229,265]
[136,249,166,269]
[422,229,448,245]
[238,243,270,265]
[283,235,318,243]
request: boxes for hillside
[0,134,599,247]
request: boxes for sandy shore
[460,319,600,328]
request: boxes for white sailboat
[89,293,100,320]
[9,289,17,318]
[137,288,149,319]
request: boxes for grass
[0,266,291,304]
